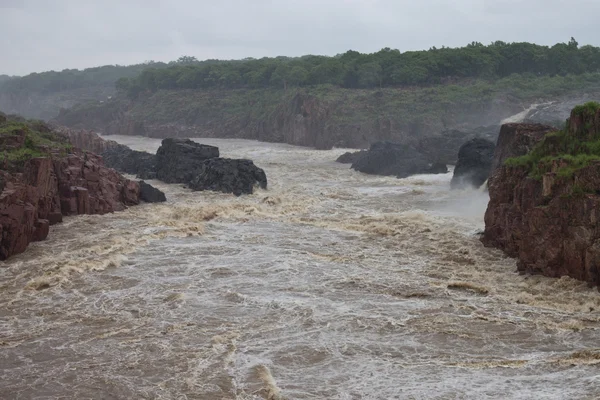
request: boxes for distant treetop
[2,39,600,98]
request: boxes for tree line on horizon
[2,39,600,99]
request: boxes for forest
[1,39,599,100]
[114,39,600,97]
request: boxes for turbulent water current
[2,136,600,399]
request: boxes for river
[2,136,600,399]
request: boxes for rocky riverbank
[0,115,147,260]
[482,102,600,285]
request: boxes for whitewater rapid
[2,137,600,399]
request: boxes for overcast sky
[1,0,599,76]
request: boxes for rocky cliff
[0,116,141,259]
[54,87,526,153]
[490,123,557,172]
[60,128,157,179]
[482,103,600,285]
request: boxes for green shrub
[572,101,600,117]
[0,116,72,171]
[504,104,600,179]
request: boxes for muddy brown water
[2,136,600,399]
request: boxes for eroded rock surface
[482,105,600,285]
[0,152,139,260]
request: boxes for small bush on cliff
[572,101,600,117]
[505,104,600,179]
[504,153,534,168]
[2,148,46,168]
[0,115,72,171]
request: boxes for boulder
[153,138,267,195]
[351,141,434,178]
[139,181,167,203]
[450,138,495,189]
[188,159,268,196]
[156,138,219,183]
[336,150,367,164]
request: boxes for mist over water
[2,136,600,399]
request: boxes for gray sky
[1,0,599,76]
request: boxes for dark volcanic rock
[417,126,499,165]
[351,141,434,178]
[188,158,268,196]
[156,138,219,183]
[336,150,367,164]
[154,138,266,195]
[102,145,157,179]
[450,138,496,189]
[139,181,166,203]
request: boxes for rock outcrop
[139,181,166,203]
[60,131,268,196]
[188,159,268,196]
[490,123,557,172]
[0,152,139,260]
[0,116,173,260]
[450,138,495,189]
[155,138,219,183]
[60,127,117,155]
[336,150,367,164]
[351,141,447,178]
[155,138,267,195]
[482,104,600,285]
[62,128,158,179]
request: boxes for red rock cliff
[482,106,600,285]
[0,151,139,260]
[54,126,120,154]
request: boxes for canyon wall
[0,151,139,260]
[482,105,600,285]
